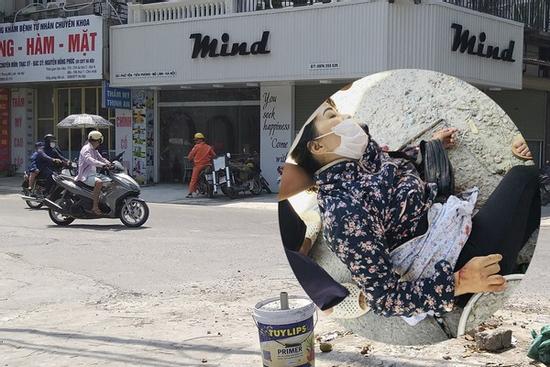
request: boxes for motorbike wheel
[251,177,263,195]
[221,185,238,199]
[119,198,149,227]
[26,200,43,209]
[260,176,272,194]
[48,198,75,226]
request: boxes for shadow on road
[0,328,257,366]
[46,224,149,231]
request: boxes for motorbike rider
[34,142,63,193]
[186,132,216,198]
[43,134,69,164]
[75,131,112,215]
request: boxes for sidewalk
[0,175,278,210]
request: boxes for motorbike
[20,160,77,209]
[43,152,150,227]
[540,164,550,206]
[205,153,271,199]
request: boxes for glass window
[37,87,53,118]
[85,88,98,115]
[58,89,69,119]
[37,120,54,140]
[70,88,82,114]
[160,88,260,103]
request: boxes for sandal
[512,134,534,161]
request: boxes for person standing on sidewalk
[186,133,215,198]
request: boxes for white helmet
[88,130,103,143]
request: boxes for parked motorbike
[20,160,77,209]
[205,153,271,199]
[43,152,149,227]
[540,164,550,206]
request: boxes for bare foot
[512,135,533,160]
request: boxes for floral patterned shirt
[315,139,456,317]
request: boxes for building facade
[3,0,550,193]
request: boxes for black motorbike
[205,153,271,199]
[20,160,77,209]
[540,164,550,206]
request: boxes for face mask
[314,117,369,160]
[50,142,56,148]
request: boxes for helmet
[194,132,205,140]
[88,130,104,143]
[43,134,56,143]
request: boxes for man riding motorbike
[75,131,112,215]
[35,141,63,193]
[186,132,216,198]
[43,134,69,165]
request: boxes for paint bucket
[253,293,316,367]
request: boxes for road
[0,191,549,367]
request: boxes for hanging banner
[10,88,34,173]
[0,89,9,172]
[260,84,293,192]
[0,15,103,83]
[131,90,154,185]
[115,108,133,172]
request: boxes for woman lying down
[278,98,540,323]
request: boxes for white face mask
[314,117,369,160]
[50,142,56,148]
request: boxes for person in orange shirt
[186,132,216,198]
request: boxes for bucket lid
[253,295,316,326]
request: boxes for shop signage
[189,31,270,59]
[0,15,103,83]
[115,109,133,171]
[260,85,293,192]
[309,62,340,70]
[0,89,9,172]
[102,81,131,109]
[10,88,34,173]
[451,23,515,62]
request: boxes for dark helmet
[43,134,56,143]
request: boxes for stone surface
[475,329,513,351]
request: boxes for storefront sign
[10,88,34,173]
[131,90,154,185]
[115,109,133,172]
[451,23,515,62]
[102,81,131,109]
[309,62,339,70]
[260,85,293,192]
[0,15,103,83]
[190,31,270,59]
[0,89,9,172]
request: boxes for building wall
[110,0,524,89]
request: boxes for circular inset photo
[277,69,541,345]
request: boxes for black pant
[454,165,541,274]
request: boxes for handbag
[419,139,455,201]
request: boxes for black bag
[419,139,455,201]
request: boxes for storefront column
[260,83,294,193]
[10,88,34,173]
[0,89,9,173]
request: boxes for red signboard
[0,89,9,172]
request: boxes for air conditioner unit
[45,0,65,9]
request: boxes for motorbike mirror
[226,153,231,158]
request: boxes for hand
[432,127,458,149]
[454,254,507,296]
[53,159,62,164]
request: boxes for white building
[2,0,550,191]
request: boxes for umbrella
[57,114,113,128]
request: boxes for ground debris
[360,344,372,355]
[475,329,513,352]
[319,342,333,353]
[316,331,344,343]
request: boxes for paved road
[0,191,549,366]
